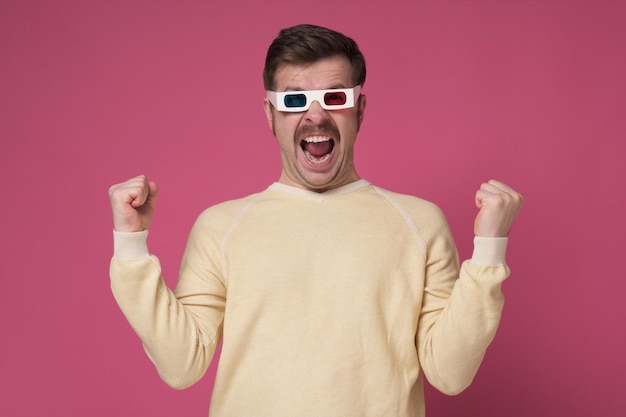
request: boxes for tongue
[304,141,333,157]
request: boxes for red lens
[324,91,347,106]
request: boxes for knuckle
[109,185,131,202]
[511,192,524,206]
[108,185,122,199]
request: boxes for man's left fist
[474,180,524,237]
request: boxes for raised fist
[474,180,524,237]
[108,175,158,232]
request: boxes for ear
[263,98,274,131]
[356,94,367,131]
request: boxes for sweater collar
[268,179,371,202]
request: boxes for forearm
[110,231,222,389]
[418,237,509,395]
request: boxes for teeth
[303,136,332,143]
[304,151,332,164]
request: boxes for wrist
[112,230,150,260]
[471,236,508,266]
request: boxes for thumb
[144,180,158,207]
[129,179,158,208]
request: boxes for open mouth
[300,136,335,164]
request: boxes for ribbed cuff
[112,230,150,260]
[470,237,508,266]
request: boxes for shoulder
[367,184,453,244]
[369,185,446,220]
[192,190,268,232]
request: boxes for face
[263,55,366,192]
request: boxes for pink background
[1,1,624,416]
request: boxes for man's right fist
[108,175,158,232]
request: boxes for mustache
[296,120,340,139]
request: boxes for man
[109,24,523,417]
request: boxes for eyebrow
[281,84,348,92]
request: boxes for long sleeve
[417,226,509,395]
[109,225,226,389]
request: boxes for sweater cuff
[470,236,508,266]
[112,230,150,260]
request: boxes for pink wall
[1,1,624,416]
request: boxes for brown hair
[263,24,367,91]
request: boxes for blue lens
[284,94,307,108]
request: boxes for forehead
[274,55,354,91]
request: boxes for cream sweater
[110,180,510,417]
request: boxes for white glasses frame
[266,86,362,112]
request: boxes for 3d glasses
[267,86,362,112]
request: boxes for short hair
[263,24,367,91]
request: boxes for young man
[109,24,523,417]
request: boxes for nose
[304,100,330,124]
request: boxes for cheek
[272,116,302,149]
[273,115,300,137]
[337,113,361,139]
